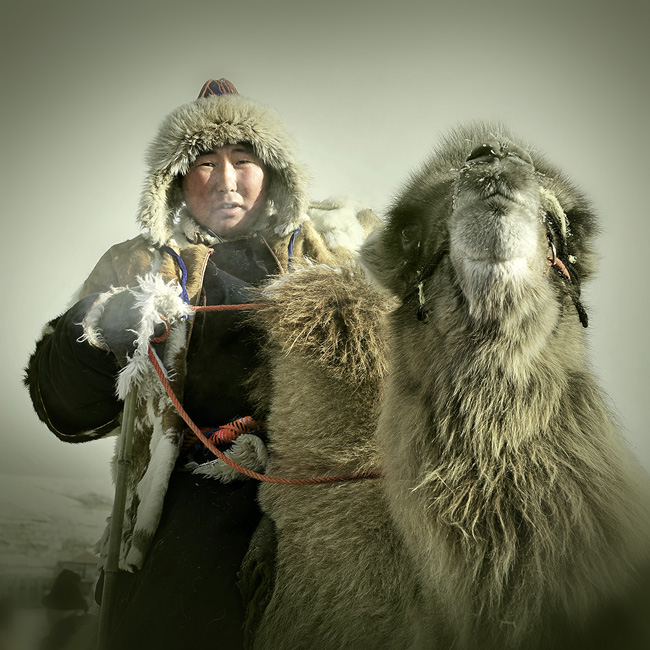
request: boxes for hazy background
[0,0,648,587]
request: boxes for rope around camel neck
[147,302,382,485]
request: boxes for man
[25,79,378,648]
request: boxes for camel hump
[253,262,392,384]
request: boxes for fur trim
[79,287,128,351]
[137,94,310,246]
[115,273,193,399]
[176,208,221,247]
[123,394,179,570]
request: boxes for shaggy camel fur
[246,264,426,650]
[247,123,650,650]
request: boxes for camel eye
[401,224,421,251]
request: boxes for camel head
[358,125,650,649]
[361,123,598,333]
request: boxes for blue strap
[287,225,302,269]
[160,246,190,304]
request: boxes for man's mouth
[215,203,243,214]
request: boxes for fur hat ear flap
[266,164,310,237]
[137,169,179,246]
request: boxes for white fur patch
[188,434,268,483]
[134,428,177,532]
[308,199,367,252]
[124,546,144,572]
[116,273,193,399]
[463,256,532,282]
[455,256,533,306]
[79,287,127,351]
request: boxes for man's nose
[214,162,237,193]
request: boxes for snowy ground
[0,474,112,570]
[0,471,113,648]
[8,607,48,650]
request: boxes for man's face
[181,143,267,238]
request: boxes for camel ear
[359,225,391,290]
[359,222,414,296]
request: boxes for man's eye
[235,159,252,165]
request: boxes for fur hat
[42,569,88,612]
[137,79,310,245]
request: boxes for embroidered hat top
[197,78,239,98]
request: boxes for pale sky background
[1,0,648,499]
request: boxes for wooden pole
[97,388,137,650]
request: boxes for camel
[245,123,650,650]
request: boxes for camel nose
[466,143,498,162]
[466,141,533,166]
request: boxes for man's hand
[86,288,167,366]
[96,290,142,365]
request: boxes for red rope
[193,303,267,312]
[544,255,571,280]
[208,416,264,443]
[181,417,263,453]
[145,301,382,484]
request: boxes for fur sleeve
[25,237,161,441]
[24,294,123,442]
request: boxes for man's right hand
[89,289,142,366]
